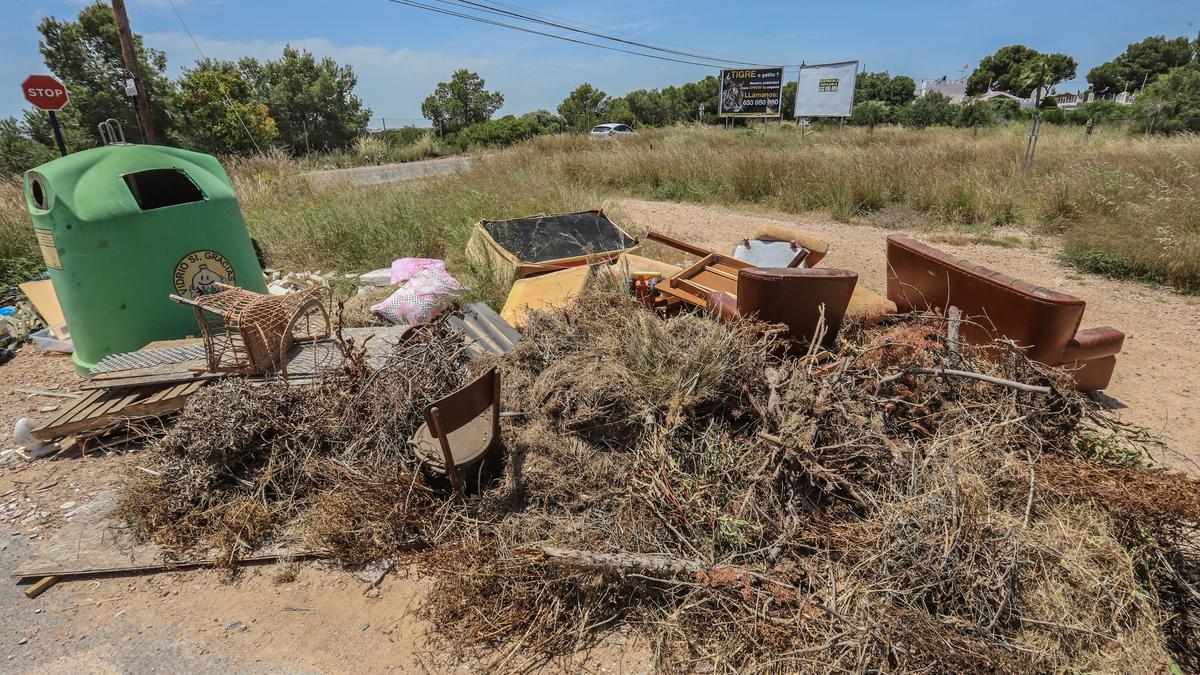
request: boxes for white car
[589,123,637,138]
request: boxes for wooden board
[33,380,205,441]
[13,491,305,580]
[655,253,751,308]
[19,279,69,339]
[87,327,410,388]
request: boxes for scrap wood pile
[116,286,1200,672]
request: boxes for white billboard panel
[794,61,859,118]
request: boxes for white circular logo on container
[174,250,236,299]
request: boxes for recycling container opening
[123,168,206,210]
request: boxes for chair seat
[411,409,494,474]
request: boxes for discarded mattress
[500,265,592,328]
[468,210,638,279]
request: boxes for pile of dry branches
[116,286,1200,671]
[422,288,1200,672]
[116,322,474,564]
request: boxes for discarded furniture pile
[13,194,1200,672]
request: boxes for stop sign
[22,74,69,111]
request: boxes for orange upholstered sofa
[885,235,1123,391]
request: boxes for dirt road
[607,197,1200,468]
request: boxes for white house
[917,76,968,103]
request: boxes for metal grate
[90,344,207,375]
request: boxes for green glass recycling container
[24,144,267,376]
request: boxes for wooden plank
[19,279,69,339]
[656,253,750,309]
[65,393,117,425]
[107,389,149,414]
[23,576,59,599]
[89,357,207,382]
[86,392,132,419]
[82,370,215,391]
[32,381,201,442]
[140,383,179,406]
[141,337,204,350]
[38,390,104,430]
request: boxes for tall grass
[499,125,1200,289]
[0,178,41,291]
[224,151,599,284]
[1,125,1198,292]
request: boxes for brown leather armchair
[885,235,1123,391]
[706,268,859,349]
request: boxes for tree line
[3,3,1198,175]
[2,3,370,174]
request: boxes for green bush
[898,93,958,129]
[849,100,895,129]
[956,101,997,128]
[379,126,430,148]
[457,111,566,149]
[1066,100,1132,125]
[1041,108,1069,125]
[1135,62,1200,134]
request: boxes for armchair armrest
[1061,326,1124,363]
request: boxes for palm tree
[1018,56,1057,108]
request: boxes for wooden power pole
[111,0,158,143]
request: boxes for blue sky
[3,0,1196,125]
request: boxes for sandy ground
[1,197,1197,672]
[606,197,1200,470]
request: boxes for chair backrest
[423,367,499,436]
[885,235,1084,363]
[736,268,858,348]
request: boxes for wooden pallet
[33,380,205,442]
[654,253,751,308]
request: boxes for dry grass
[2,125,1198,291]
[115,322,475,563]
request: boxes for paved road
[300,155,473,189]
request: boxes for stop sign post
[22,74,69,156]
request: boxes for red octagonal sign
[22,74,69,111]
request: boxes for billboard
[719,68,785,118]
[794,60,859,118]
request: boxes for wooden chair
[410,367,503,494]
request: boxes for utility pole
[111,0,157,144]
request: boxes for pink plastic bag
[389,258,445,285]
[372,265,461,325]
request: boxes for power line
[467,0,758,65]
[383,0,751,68]
[438,0,772,67]
[166,0,263,154]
